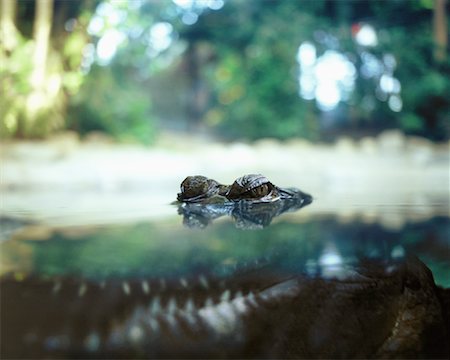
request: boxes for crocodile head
[176,174,312,205]
[176,174,313,228]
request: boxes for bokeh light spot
[182,12,199,25]
[149,22,173,52]
[388,95,403,112]
[355,24,378,47]
[96,29,126,65]
[297,42,316,67]
[298,46,356,112]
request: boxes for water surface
[1,190,449,358]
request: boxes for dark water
[1,198,449,358]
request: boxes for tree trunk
[0,0,19,53]
[433,0,448,62]
[24,0,54,134]
[30,0,54,89]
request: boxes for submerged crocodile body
[1,257,448,359]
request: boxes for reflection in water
[2,217,449,284]
[178,194,312,229]
[1,216,449,358]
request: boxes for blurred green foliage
[68,65,155,144]
[194,1,327,140]
[0,0,92,138]
[179,0,449,140]
[1,0,449,142]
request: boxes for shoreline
[1,130,448,228]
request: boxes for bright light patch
[173,0,224,12]
[315,82,341,111]
[380,74,394,93]
[297,42,316,67]
[88,2,127,35]
[299,74,316,100]
[391,245,405,258]
[380,74,401,94]
[207,0,224,10]
[87,15,104,35]
[360,51,383,78]
[172,0,223,24]
[182,12,198,25]
[355,24,378,47]
[102,2,127,26]
[96,29,126,65]
[149,22,173,52]
[319,250,343,267]
[314,51,356,110]
[48,74,62,97]
[96,1,113,16]
[314,51,356,82]
[173,0,194,9]
[388,95,403,112]
[297,46,356,111]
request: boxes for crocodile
[1,257,448,359]
[176,174,313,204]
[176,174,313,228]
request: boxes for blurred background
[0,0,449,225]
[2,4,450,354]
[2,0,449,141]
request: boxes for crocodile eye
[227,174,273,200]
[260,184,269,195]
[250,184,268,197]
